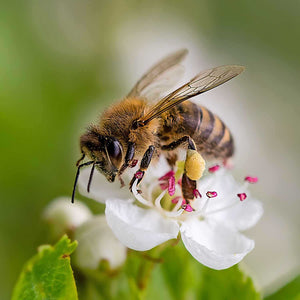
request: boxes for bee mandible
[72,49,244,203]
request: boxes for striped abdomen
[160,101,234,159]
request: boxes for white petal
[74,215,127,270]
[78,167,131,203]
[208,198,263,231]
[180,218,254,270]
[105,199,179,251]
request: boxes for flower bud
[74,215,127,270]
[43,197,92,238]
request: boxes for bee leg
[161,135,196,151]
[118,176,125,188]
[129,145,155,192]
[162,136,205,202]
[181,173,197,203]
[118,142,136,182]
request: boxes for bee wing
[127,49,188,100]
[140,64,185,102]
[139,65,245,124]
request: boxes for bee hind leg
[162,136,204,202]
[129,145,155,192]
[161,135,196,152]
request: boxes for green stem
[134,240,176,292]
[137,258,157,290]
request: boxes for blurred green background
[1,0,299,299]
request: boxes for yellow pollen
[185,149,206,180]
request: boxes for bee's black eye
[107,139,122,165]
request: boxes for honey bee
[72,49,244,203]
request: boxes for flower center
[131,164,258,221]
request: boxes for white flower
[74,215,127,270]
[78,158,263,270]
[43,197,93,238]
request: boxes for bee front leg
[129,145,155,192]
[118,142,136,187]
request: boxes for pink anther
[208,165,220,173]
[206,191,218,198]
[171,196,182,204]
[193,189,202,198]
[244,176,258,183]
[168,175,175,196]
[159,182,169,190]
[182,204,193,212]
[237,193,247,201]
[159,170,175,181]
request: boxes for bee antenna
[87,163,96,193]
[76,153,85,167]
[71,161,94,203]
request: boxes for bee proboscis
[72,49,244,203]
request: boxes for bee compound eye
[107,139,122,162]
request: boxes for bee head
[79,128,123,182]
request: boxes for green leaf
[12,235,78,300]
[161,241,199,300]
[160,241,261,300]
[197,265,261,300]
[264,275,300,300]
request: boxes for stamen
[154,190,167,210]
[168,175,175,196]
[159,182,169,190]
[199,191,218,214]
[205,187,249,215]
[159,170,175,181]
[206,190,247,215]
[208,164,220,173]
[158,170,176,195]
[171,196,181,204]
[237,193,247,201]
[182,204,194,212]
[201,198,210,213]
[132,179,153,207]
[164,208,184,218]
[172,197,184,212]
[193,189,202,198]
[245,176,258,183]
[206,191,218,198]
